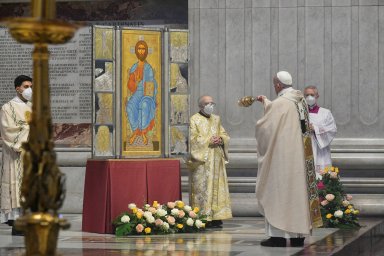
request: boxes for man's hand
[309,123,314,132]
[256,95,266,103]
[210,136,223,146]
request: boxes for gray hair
[304,85,319,96]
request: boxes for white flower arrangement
[113,200,207,236]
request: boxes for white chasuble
[0,97,31,222]
[255,88,322,236]
[188,113,232,221]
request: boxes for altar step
[294,218,384,256]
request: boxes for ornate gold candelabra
[2,0,80,255]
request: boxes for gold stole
[295,99,323,228]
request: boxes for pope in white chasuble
[188,96,232,227]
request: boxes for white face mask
[21,87,33,101]
[203,104,214,115]
[305,95,316,107]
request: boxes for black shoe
[11,226,24,236]
[211,220,223,228]
[290,237,305,247]
[7,220,14,227]
[260,237,287,247]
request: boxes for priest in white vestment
[253,71,322,247]
[187,95,232,228]
[0,75,32,231]
[304,85,337,176]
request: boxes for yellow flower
[193,207,199,213]
[153,201,159,208]
[144,227,151,234]
[345,209,351,214]
[353,210,359,215]
[324,167,329,173]
[132,208,138,214]
[335,167,339,173]
[176,201,185,209]
[177,223,183,229]
[326,213,333,219]
[136,212,143,219]
[348,205,353,209]
[331,166,335,171]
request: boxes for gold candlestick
[1,0,81,255]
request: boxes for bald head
[198,95,214,109]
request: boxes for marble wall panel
[190,0,384,144]
[358,6,379,125]
[200,0,219,9]
[305,0,324,7]
[225,8,246,129]
[198,9,220,100]
[251,8,271,124]
[252,0,270,8]
[331,7,352,125]
[226,0,244,8]
[278,7,298,86]
[305,7,325,103]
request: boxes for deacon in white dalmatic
[303,85,337,175]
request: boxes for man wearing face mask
[304,85,337,175]
[243,71,322,247]
[187,95,232,228]
[0,75,32,235]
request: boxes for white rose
[195,220,204,228]
[184,205,192,212]
[147,216,155,224]
[325,194,335,202]
[144,211,153,219]
[171,208,179,216]
[144,204,150,210]
[342,200,350,207]
[121,215,130,223]
[186,218,194,226]
[334,210,343,218]
[128,203,136,209]
[162,222,170,230]
[156,209,167,217]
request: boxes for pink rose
[346,194,353,201]
[136,224,144,233]
[148,207,157,214]
[189,211,197,218]
[167,202,176,209]
[321,200,329,206]
[155,218,163,226]
[319,169,325,175]
[178,210,185,218]
[166,216,175,225]
[317,181,325,190]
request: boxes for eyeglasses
[205,102,216,107]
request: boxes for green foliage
[317,167,361,229]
